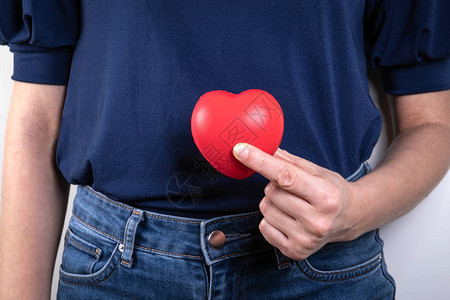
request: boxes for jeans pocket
[295,230,384,282]
[296,252,383,282]
[61,229,103,275]
[59,220,121,285]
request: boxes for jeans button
[208,230,226,250]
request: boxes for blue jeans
[57,162,395,299]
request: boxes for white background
[0,46,449,299]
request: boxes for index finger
[233,143,322,202]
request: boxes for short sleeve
[0,0,79,85]
[364,0,450,95]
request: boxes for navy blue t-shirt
[1,1,450,217]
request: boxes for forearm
[0,82,70,299]
[347,103,450,240]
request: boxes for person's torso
[57,1,381,217]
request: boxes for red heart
[191,89,284,179]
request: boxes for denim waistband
[71,161,370,266]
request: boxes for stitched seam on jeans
[296,255,381,282]
[123,210,144,263]
[211,246,273,261]
[122,213,133,263]
[64,232,99,274]
[375,230,396,290]
[207,213,262,226]
[84,185,201,224]
[203,214,267,261]
[73,213,122,243]
[60,261,119,286]
[303,253,382,276]
[134,244,202,259]
[296,259,382,282]
[121,259,130,266]
[73,213,202,259]
[210,265,214,299]
[203,226,213,260]
[202,212,259,260]
[60,244,120,281]
[144,213,201,224]
[66,233,99,258]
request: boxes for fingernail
[264,183,272,195]
[233,143,249,159]
[259,218,266,228]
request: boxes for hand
[233,143,360,260]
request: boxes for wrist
[335,179,374,242]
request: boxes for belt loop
[274,247,291,270]
[120,209,145,268]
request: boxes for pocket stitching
[66,230,102,258]
[59,260,119,286]
[64,229,103,274]
[60,239,121,285]
[375,230,397,291]
[296,252,383,282]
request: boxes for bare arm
[232,89,450,260]
[0,82,70,299]
[349,90,450,238]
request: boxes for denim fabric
[57,162,395,299]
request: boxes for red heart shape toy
[191,89,284,179]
